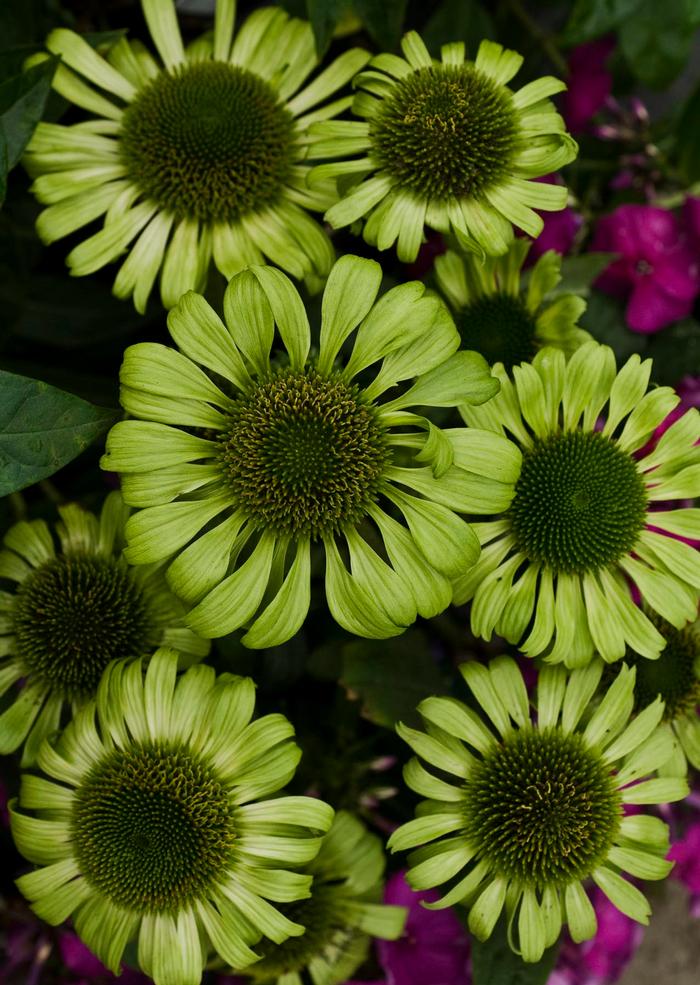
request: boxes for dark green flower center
[249,885,361,980]
[219,369,389,539]
[508,431,648,574]
[120,61,296,222]
[628,620,700,722]
[465,728,621,886]
[13,555,154,699]
[73,745,235,913]
[458,292,537,370]
[370,64,517,200]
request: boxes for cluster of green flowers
[3,0,699,983]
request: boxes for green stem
[8,491,27,521]
[504,0,569,77]
[39,479,64,505]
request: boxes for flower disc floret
[389,656,688,963]
[0,493,208,766]
[457,341,700,666]
[101,255,518,647]
[14,555,153,697]
[631,624,700,721]
[10,648,335,985]
[509,431,648,574]
[219,369,389,538]
[434,241,590,370]
[465,728,621,885]
[120,61,295,222]
[309,34,577,262]
[73,745,235,912]
[620,618,700,770]
[371,64,517,200]
[23,1,371,310]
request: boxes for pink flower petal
[626,277,693,333]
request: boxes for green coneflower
[389,655,688,962]
[456,341,700,666]
[23,0,370,311]
[234,811,405,985]
[307,33,577,262]
[100,255,520,645]
[0,493,208,766]
[10,647,334,985]
[434,241,591,370]
[617,617,700,772]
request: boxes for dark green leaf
[0,370,118,496]
[352,0,408,49]
[421,0,496,57]
[307,0,349,55]
[2,273,156,349]
[472,916,559,985]
[675,82,700,183]
[553,253,618,296]
[563,0,640,44]
[580,289,641,362]
[619,0,694,88]
[645,317,700,386]
[0,56,57,170]
[340,631,446,728]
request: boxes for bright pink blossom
[684,196,700,251]
[377,872,470,985]
[522,175,583,265]
[549,886,643,985]
[59,932,151,985]
[591,205,700,333]
[562,37,615,133]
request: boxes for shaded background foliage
[0,1,699,983]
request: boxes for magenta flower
[524,176,583,265]
[668,820,700,917]
[377,872,470,985]
[59,932,151,985]
[549,885,643,985]
[591,204,700,332]
[562,37,615,133]
[684,196,700,251]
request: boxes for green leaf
[644,317,700,387]
[471,915,559,985]
[340,631,446,728]
[421,0,496,57]
[551,253,618,296]
[3,273,157,349]
[307,0,350,55]
[352,0,408,49]
[0,370,118,496]
[675,81,700,183]
[619,0,694,88]
[563,0,641,44]
[0,56,57,168]
[579,290,641,362]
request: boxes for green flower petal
[591,867,651,924]
[169,290,250,391]
[383,351,498,411]
[564,881,597,943]
[249,265,310,371]
[317,257,383,374]
[9,802,72,864]
[468,876,507,941]
[242,539,311,649]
